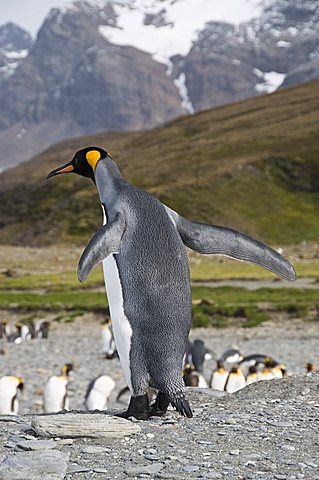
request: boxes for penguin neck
[94,158,124,212]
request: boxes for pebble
[15,439,57,451]
[182,465,200,473]
[55,438,74,446]
[81,446,110,454]
[217,431,226,436]
[93,467,108,473]
[306,461,318,468]
[229,449,240,456]
[274,475,288,480]
[281,445,296,451]
[125,463,165,476]
[67,465,91,474]
[301,388,310,396]
[245,461,256,468]
[145,448,157,455]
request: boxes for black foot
[116,394,151,420]
[150,391,170,417]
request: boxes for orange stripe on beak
[56,165,74,174]
[47,163,74,179]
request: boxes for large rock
[31,412,141,439]
[0,450,69,480]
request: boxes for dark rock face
[0,5,182,133]
[0,22,32,51]
[178,0,319,110]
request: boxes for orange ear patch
[86,150,101,169]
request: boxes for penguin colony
[0,337,317,415]
[0,319,49,343]
[47,147,296,420]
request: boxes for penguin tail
[171,393,193,418]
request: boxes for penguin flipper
[164,206,296,282]
[78,212,126,283]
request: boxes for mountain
[0,0,318,170]
[0,23,31,79]
[0,80,318,247]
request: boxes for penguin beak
[47,162,74,179]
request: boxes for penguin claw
[171,397,193,418]
[116,410,151,421]
[116,394,151,421]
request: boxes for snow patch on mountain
[255,71,287,94]
[174,73,194,114]
[98,0,262,62]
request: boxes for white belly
[102,255,133,393]
[43,377,68,413]
[210,372,228,391]
[197,375,208,388]
[102,327,113,354]
[225,374,246,393]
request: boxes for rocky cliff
[0,0,318,170]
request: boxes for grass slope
[0,81,318,245]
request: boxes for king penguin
[185,339,211,373]
[183,363,208,388]
[85,374,116,411]
[43,363,73,413]
[101,318,116,359]
[0,376,24,414]
[224,366,246,393]
[47,147,296,419]
[0,320,9,340]
[210,360,228,391]
[246,365,258,385]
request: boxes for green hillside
[0,81,318,246]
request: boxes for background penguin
[101,318,117,359]
[220,348,243,366]
[185,339,212,373]
[0,376,23,414]
[257,358,275,381]
[85,374,115,411]
[305,362,317,373]
[210,359,228,391]
[36,320,50,339]
[47,147,296,419]
[239,353,270,376]
[43,363,73,413]
[224,366,246,393]
[246,365,258,385]
[7,322,23,344]
[269,360,287,379]
[183,363,208,388]
[0,320,9,340]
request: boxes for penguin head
[305,362,316,373]
[277,364,287,377]
[183,363,195,375]
[62,363,74,377]
[230,366,241,375]
[17,377,24,392]
[264,356,273,368]
[216,359,225,371]
[248,365,258,375]
[47,147,110,183]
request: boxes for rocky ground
[0,316,318,479]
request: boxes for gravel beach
[0,315,318,479]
